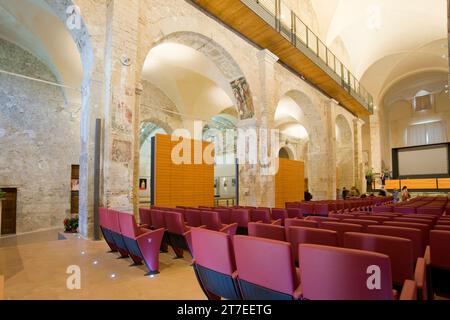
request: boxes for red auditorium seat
[118,212,164,275]
[373,205,393,213]
[367,225,424,262]
[358,215,392,223]
[200,211,238,236]
[271,208,289,223]
[250,209,281,225]
[436,220,450,226]
[289,226,338,263]
[191,228,241,300]
[394,206,416,214]
[213,208,232,225]
[229,209,250,235]
[284,218,319,241]
[313,203,329,216]
[426,230,450,298]
[394,217,434,227]
[248,222,285,242]
[99,208,118,253]
[344,233,427,300]
[108,210,131,258]
[184,209,202,227]
[150,209,170,252]
[286,208,303,219]
[383,221,430,247]
[234,236,301,300]
[320,222,363,246]
[434,225,450,231]
[164,211,193,258]
[298,244,417,300]
[306,216,339,226]
[328,213,355,220]
[342,219,379,232]
[138,208,152,229]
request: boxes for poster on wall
[230,77,254,120]
[139,179,148,191]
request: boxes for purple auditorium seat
[185,209,202,227]
[344,233,427,300]
[384,221,430,248]
[358,215,392,223]
[329,213,355,220]
[214,208,232,225]
[342,219,380,232]
[367,225,424,263]
[108,210,130,258]
[248,222,285,242]
[417,207,444,217]
[191,228,241,300]
[99,208,118,253]
[299,244,417,300]
[427,230,450,297]
[289,227,338,263]
[286,208,303,219]
[314,203,329,216]
[271,209,288,224]
[229,209,250,235]
[234,236,301,300]
[373,205,393,213]
[284,218,319,241]
[250,209,281,225]
[299,203,315,216]
[394,206,416,214]
[118,212,164,275]
[138,208,152,228]
[200,211,238,236]
[320,222,364,246]
[306,216,340,226]
[164,211,193,258]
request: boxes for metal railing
[242,0,374,113]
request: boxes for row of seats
[191,227,420,300]
[374,196,449,216]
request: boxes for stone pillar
[322,100,337,200]
[370,109,382,175]
[354,118,365,193]
[102,0,140,213]
[132,83,143,218]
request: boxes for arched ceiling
[307,0,448,103]
[0,0,83,101]
[142,43,235,121]
[274,95,309,140]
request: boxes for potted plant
[365,168,374,191]
[63,217,79,233]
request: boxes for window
[413,90,432,112]
[406,121,447,146]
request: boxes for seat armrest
[293,285,302,300]
[271,219,282,226]
[220,223,238,236]
[136,227,164,240]
[424,246,431,266]
[138,223,150,229]
[399,280,417,300]
[414,257,427,300]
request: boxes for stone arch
[335,114,354,190]
[279,146,295,160]
[140,31,255,120]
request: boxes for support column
[354,118,365,194]
[132,83,143,218]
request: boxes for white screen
[398,145,448,176]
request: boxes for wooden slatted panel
[401,179,438,190]
[385,180,401,190]
[438,178,450,189]
[275,158,305,208]
[154,134,214,208]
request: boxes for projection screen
[398,145,449,176]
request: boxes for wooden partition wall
[275,158,305,208]
[151,134,214,208]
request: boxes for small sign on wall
[139,179,148,191]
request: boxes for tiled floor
[0,231,205,300]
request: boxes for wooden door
[1,188,17,235]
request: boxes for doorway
[1,188,17,235]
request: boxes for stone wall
[0,38,80,233]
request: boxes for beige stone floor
[0,231,205,300]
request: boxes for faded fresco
[230,77,255,120]
[112,139,132,163]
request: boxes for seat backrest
[383,221,430,246]
[286,208,303,218]
[272,209,288,221]
[367,225,423,262]
[320,222,364,246]
[230,209,250,227]
[185,209,202,227]
[417,207,444,217]
[139,208,152,227]
[394,206,416,214]
[329,213,354,220]
[342,219,379,231]
[118,212,140,239]
[191,228,236,275]
[299,244,394,300]
[250,209,271,224]
[434,225,450,231]
[150,210,167,229]
[314,204,329,216]
[99,208,108,229]
[165,211,187,235]
[344,232,414,286]
[307,216,340,225]
[373,205,393,213]
[289,227,338,262]
[430,230,450,269]
[234,236,299,297]
[393,217,433,227]
[358,215,392,223]
[200,211,222,231]
[215,208,231,225]
[108,210,121,233]
[248,222,285,241]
